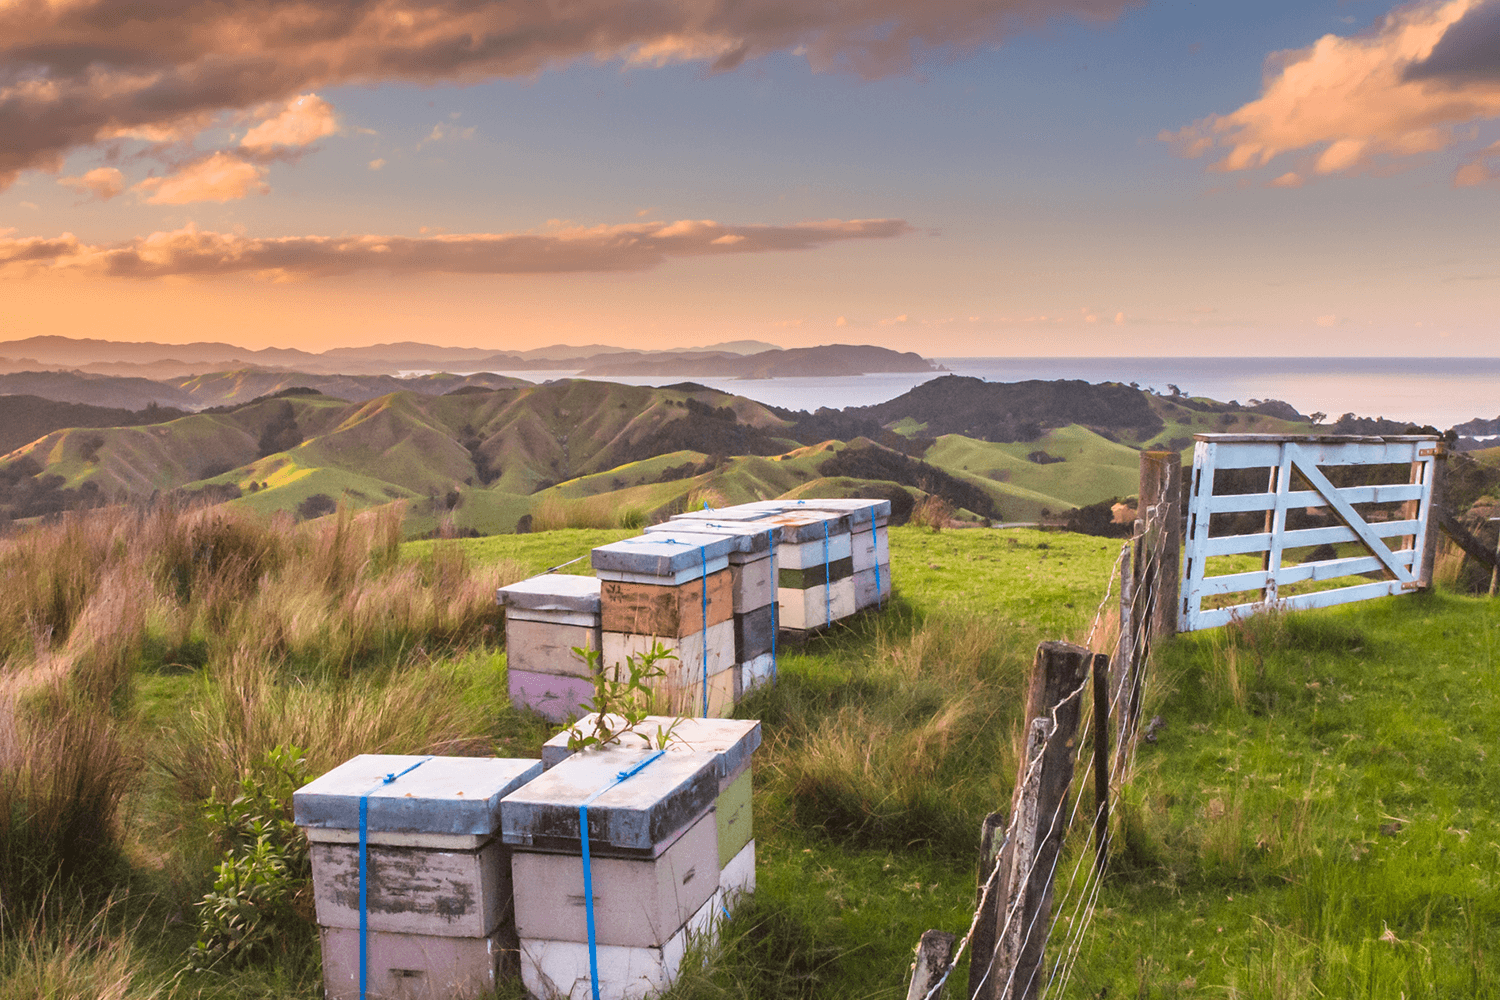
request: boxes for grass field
[1,509,1496,999]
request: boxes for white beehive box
[294,755,544,1000]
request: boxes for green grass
[1063,593,1500,998]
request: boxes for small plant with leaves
[565,643,684,753]
[186,744,314,973]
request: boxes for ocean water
[459,357,1500,430]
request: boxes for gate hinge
[1419,446,1447,457]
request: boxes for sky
[1,0,1498,357]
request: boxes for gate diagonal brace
[1286,445,1412,584]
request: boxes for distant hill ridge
[0,335,791,377]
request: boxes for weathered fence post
[972,641,1091,1000]
[907,930,958,1000]
[968,811,1006,999]
[1091,652,1110,872]
[1139,451,1181,639]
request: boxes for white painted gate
[1180,434,1442,632]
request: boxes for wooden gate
[1180,434,1443,632]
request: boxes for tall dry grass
[531,493,645,531]
[756,610,1032,856]
[0,499,524,683]
[0,896,162,1000]
[160,650,495,806]
[0,686,136,913]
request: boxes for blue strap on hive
[822,520,832,628]
[869,505,882,606]
[700,545,709,716]
[767,529,777,678]
[579,750,667,1000]
[359,756,435,1000]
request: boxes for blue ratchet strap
[823,520,832,628]
[580,750,666,1000]
[359,756,434,1000]
[700,545,709,716]
[767,528,777,678]
[869,505,882,606]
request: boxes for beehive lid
[293,755,543,837]
[670,507,778,524]
[642,520,774,556]
[500,746,717,854]
[754,509,854,543]
[590,532,738,576]
[540,716,762,776]
[497,574,601,613]
[739,498,890,526]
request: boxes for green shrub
[186,745,313,972]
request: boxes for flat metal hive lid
[642,520,774,555]
[739,498,890,526]
[500,746,717,853]
[590,532,738,576]
[497,574,602,612]
[294,755,543,836]
[540,716,762,776]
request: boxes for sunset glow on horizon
[2,0,1498,357]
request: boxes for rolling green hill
[0,375,1327,532]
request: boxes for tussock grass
[0,687,136,915]
[0,897,162,1000]
[159,651,494,806]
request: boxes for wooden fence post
[1091,652,1110,872]
[974,641,1091,1000]
[967,811,1006,999]
[908,930,958,1000]
[1139,452,1182,639]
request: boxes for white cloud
[368,158,387,171]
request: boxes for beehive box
[540,717,760,870]
[651,516,779,615]
[294,755,544,1000]
[517,889,721,1000]
[502,746,725,1000]
[600,569,733,637]
[498,575,604,720]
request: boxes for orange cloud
[58,166,125,200]
[0,0,1137,188]
[1162,0,1500,179]
[0,217,911,279]
[239,95,339,154]
[132,153,268,204]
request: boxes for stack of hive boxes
[591,531,738,716]
[538,715,761,910]
[496,575,603,722]
[293,755,544,1000]
[651,509,779,698]
[748,506,857,636]
[500,740,741,1000]
[751,499,893,612]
